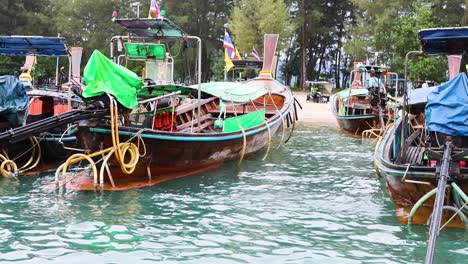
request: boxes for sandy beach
[292,91,337,126]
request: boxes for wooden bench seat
[176,97,217,115]
[181,119,215,133]
[209,106,278,116]
[348,102,371,109]
[177,113,213,131]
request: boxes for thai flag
[223,29,237,59]
[251,47,260,60]
[149,0,161,19]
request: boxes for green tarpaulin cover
[337,88,369,100]
[223,109,265,133]
[194,82,268,103]
[83,50,143,109]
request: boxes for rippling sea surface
[1,124,467,263]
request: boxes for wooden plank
[177,113,213,130]
[181,120,215,133]
[176,97,217,115]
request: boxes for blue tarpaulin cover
[425,73,468,136]
[408,85,438,105]
[0,36,68,56]
[0,75,28,127]
[419,27,468,55]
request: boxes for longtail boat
[375,27,468,262]
[0,36,83,176]
[331,64,397,137]
[53,18,296,191]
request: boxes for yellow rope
[56,96,145,190]
[0,158,17,178]
[231,103,247,166]
[60,153,98,186]
[267,92,285,149]
[0,137,42,178]
[109,98,139,174]
[250,99,271,161]
[18,137,42,172]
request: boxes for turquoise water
[0,124,466,263]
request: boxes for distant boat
[330,64,396,137]
[54,18,296,191]
[0,36,83,176]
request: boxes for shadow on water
[0,123,466,263]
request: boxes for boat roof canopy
[419,27,468,55]
[115,18,188,38]
[0,36,68,56]
[232,59,264,69]
[125,43,166,60]
[357,65,389,73]
[194,82,268,103]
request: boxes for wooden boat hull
[375,122,468,228]
[0,98,81,175]
[335,115,380,137]
[0,135,79,175]
[52,76,295,191]
[330,94,380,137]
[62,116,284,191]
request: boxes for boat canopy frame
[419,27,468,55]
[400,27,468,163]
[0,36,70,57]
[224,59,264,82]
[357,65,390,73]
[114,18,188,39]
[0,35,75,109]
[111,17,202,127]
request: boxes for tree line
[1,0,467,88]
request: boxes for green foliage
[0,0,54,35]
[408,56,447,83]
[0,0,56,75]
[50,0,131,60]
[0,57,22,76]
[432,0,468,26]
[346,0,451,83]
[230,0,294,52]
[1,0,467,87]
[280,0,354,88]
[211,51,226,81]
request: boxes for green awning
[194,82,268,103]
[83,50,143,109]
[337,88,369,100]
[125,43,165,60]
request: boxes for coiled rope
[0,137,42,178]
[56,95,145,190]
